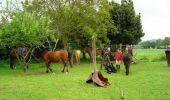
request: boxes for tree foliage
[0,11,50,47]
[0,0,144,50]
[140,37,170,49]
[108,0,144,45]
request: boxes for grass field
[0,49,170,100]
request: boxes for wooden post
[92,36,97,72]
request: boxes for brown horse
[41,50,70,73]
[9,48,18,69]
[83,47,103,60]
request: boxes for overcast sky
[113,0,170,41]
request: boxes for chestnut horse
[41,50,70,73]
[83,47,102,60]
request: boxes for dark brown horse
[9,47,35,72]
[41,50,70,73]
[165,49,170,67]
[9,48,18,69]
[123,47,133,75]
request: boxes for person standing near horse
[114,48,123,71]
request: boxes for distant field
[0,49,170,100]
[134,49,166,62]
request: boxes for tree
[44,0,112,48]
[0,12,49,47]
[108,0,144,47]
[0,9,50,71]
[162,37,170,47]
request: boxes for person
[114,48,123,71]
[18,47,26,57]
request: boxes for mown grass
[0,49,170,100]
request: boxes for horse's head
[96,48,103,56]
[83,47,92,53]
[10,48,18,58]
[34,48,48,59]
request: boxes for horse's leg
[66,61,69,72]
[69,58,72,68]
[67,55,72,68]
[62,61,66,73]
[10,58,14,69]
[75,55,78,64]
[25,59,29,69]
[13,58,17,69]
[65,61,68,72]
[62,59,68,72]
[78,55,80,64]
[69,52,73,67]
[48,63,53,72]
[82,51,86,59]
[10,56,16,69]
[46,62,50,73]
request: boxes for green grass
[134,49,166,62]
[0,49,170,100]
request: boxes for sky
[112,0,170,41]
[1,0,170,41]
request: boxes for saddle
[86,71,110,86]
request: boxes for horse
[165,49,170,67]
[41,50,70,73]
[9,48,18,69]
[123,47,133,75]
[9,47,35,71]
[72,50,81,64]
[83,47,103,60]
